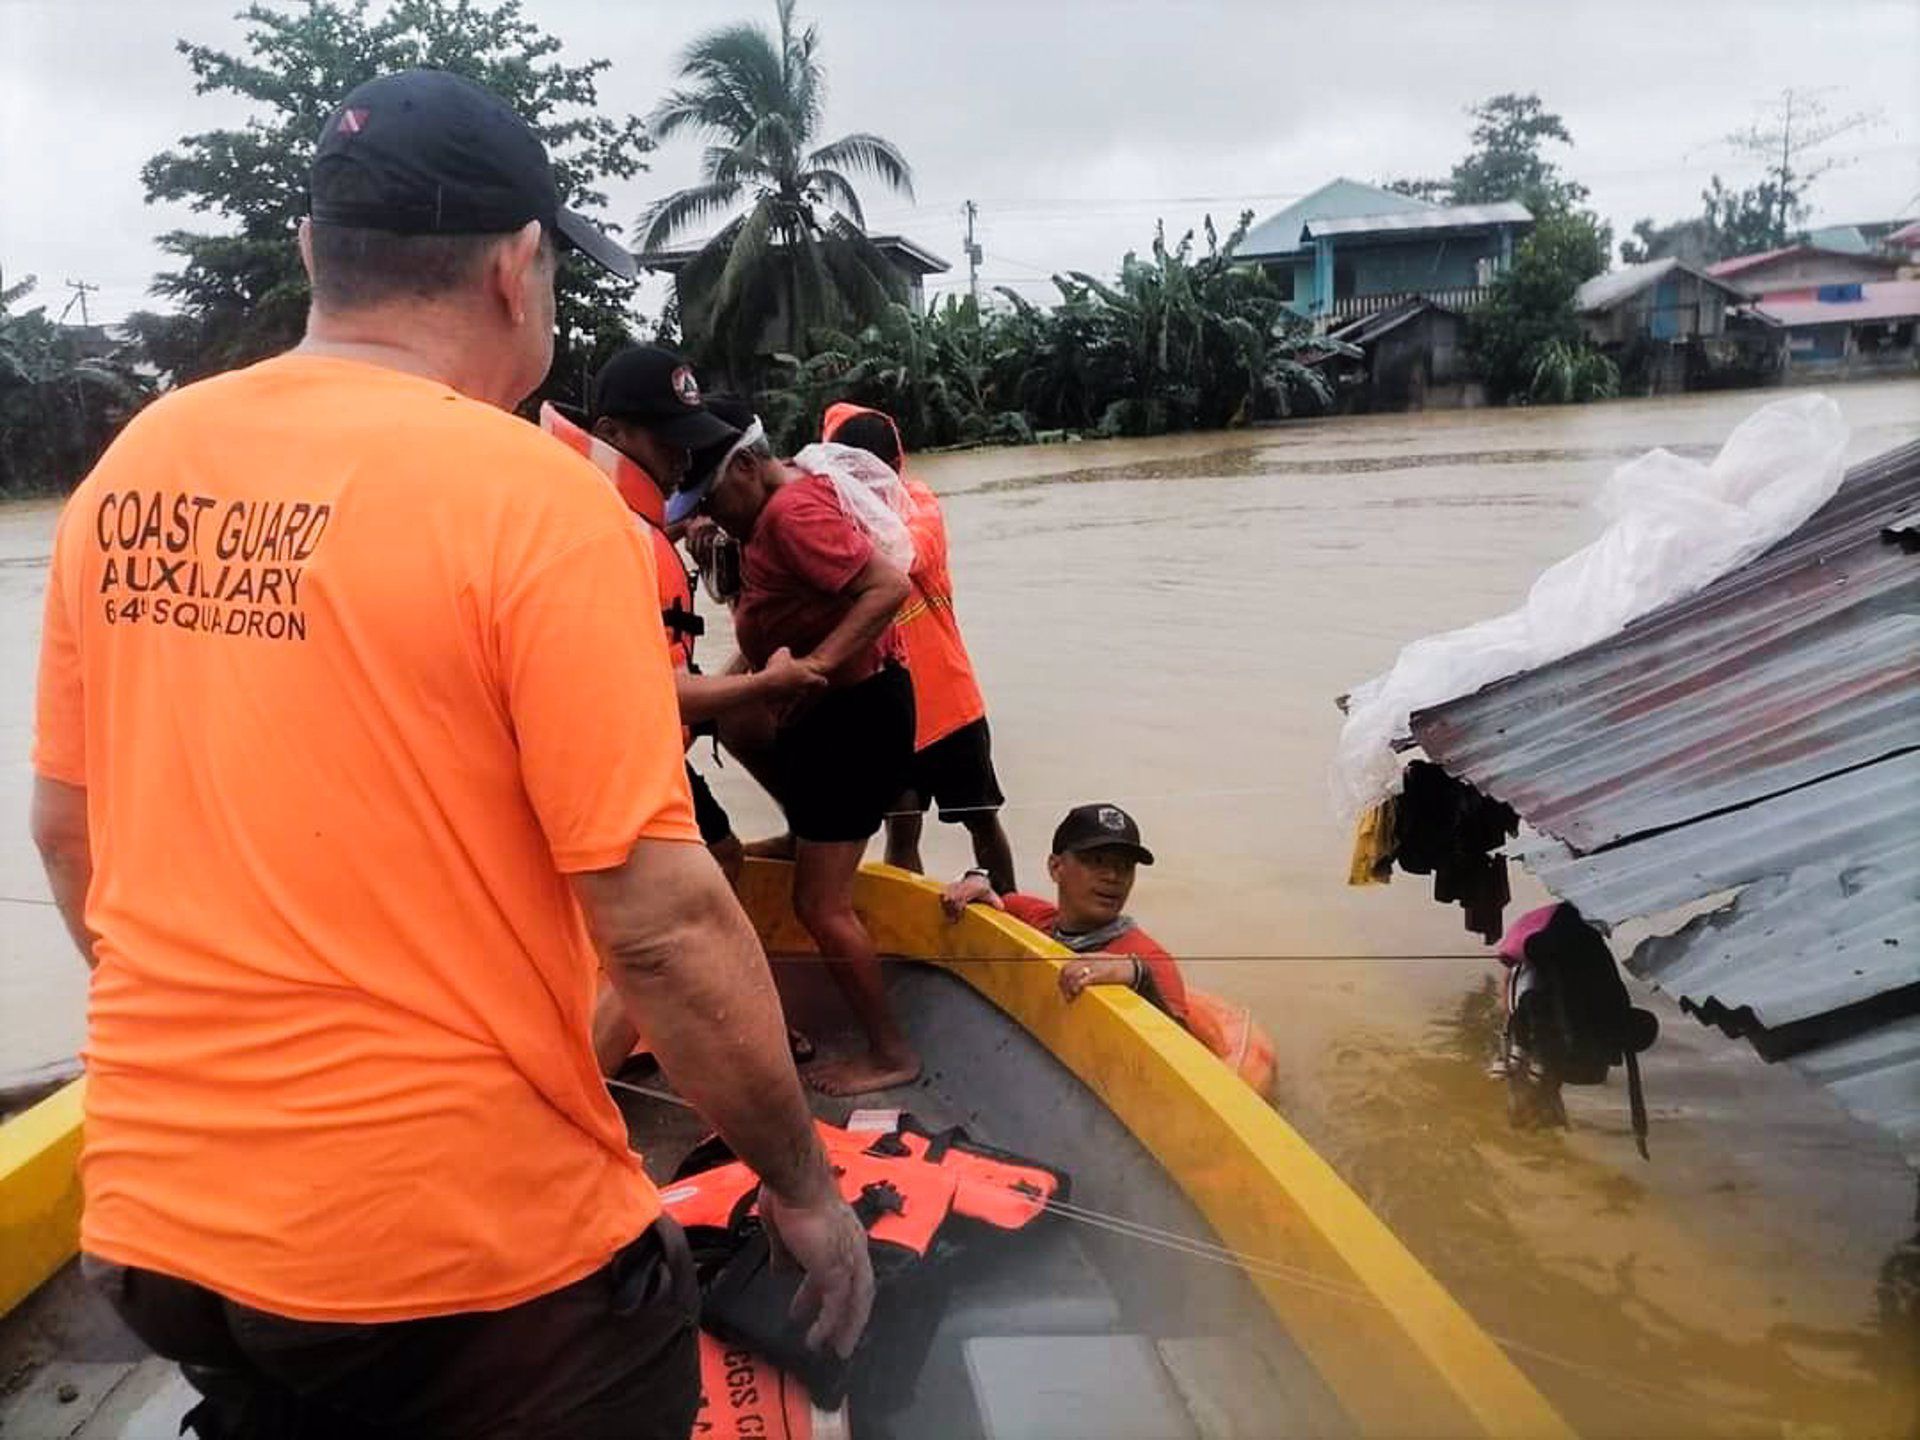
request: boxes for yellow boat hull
[1,860,1572,1438]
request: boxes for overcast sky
[3,0,1916,326]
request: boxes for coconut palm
[640,0,915,377]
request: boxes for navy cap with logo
[589,346,739,450]
[667,395,763,526]
[1050,804,1155,866]
[310,69,636,280]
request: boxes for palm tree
[640,0,915,378]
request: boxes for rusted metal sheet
[1410,440,1920,1156]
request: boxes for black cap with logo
[1050,804,1155,866]
[310,69,636,280]
[589,346,739,449]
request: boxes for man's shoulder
[1001,893,1057,928]
[1116,920,1173,957]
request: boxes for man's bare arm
[30,775,95,968]
[675,646,824,724]
[805,556,911,685]
[572,839,827,1199]
[571,838,873,1354]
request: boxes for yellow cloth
[1347,797,1397,886]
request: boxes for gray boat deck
[0,962,1347,1438]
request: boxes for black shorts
[771,663,916,844]
[902,716,1005,823]
[685,763,733,846]
[87,1219,699,1440]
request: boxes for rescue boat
[0,861,1573,1438]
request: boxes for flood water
[5,380,1918,1436]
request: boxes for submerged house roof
[1755,279,1920,329]
[1239,179,1436,259]
[1575,257,1749,313]
[1407,441,1920,1159]
[1303,201,1531,242]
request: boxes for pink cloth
[1496,903,1560,965]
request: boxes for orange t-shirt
[32,353,699,1323]
[819,405,984,749]
[897,476,987,749]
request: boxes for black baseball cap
[669,395,764,524]
[1051,804,1155,865]
[589,346,739,449]
[310,69,636,280]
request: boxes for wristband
[962,868,990,883]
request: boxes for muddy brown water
[4,381,1918,1436]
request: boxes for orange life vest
[695,1334,847,1440]
[539,402,702,675]
[663,1116,1062,1252]
[1183,990,1279,1102]
[664,1115,1067,1406]
[820,404,986,749]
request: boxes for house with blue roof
[1240,179,1531,323]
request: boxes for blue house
[1239,179,1531,323]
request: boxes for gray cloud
[2,0,1914,323]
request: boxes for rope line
[603,1077,1763,1423]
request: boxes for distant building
[1307,299,1477,412]
[1708,244,1901,298]
[1755,280,1920,379]
[1239,179,1531,324]
[1576,259,1763,394]
[637,233,950,356]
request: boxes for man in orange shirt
[30,70,868,1440]
[820,404,1016,893]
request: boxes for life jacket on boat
[820,403,986,750]
[663,1114,1068,1404]
[539,403,703,698]
[696,1333,848,1440]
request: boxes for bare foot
[744,833,797,861]
[805,1051,922,1097]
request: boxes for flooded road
[5,380,1918,1435]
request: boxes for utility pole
[60,278,99,327]
[963,200,982,308]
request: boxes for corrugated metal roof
[1304,201,1532,241]
[1239,179,1435,259]
[1577,258,1751,313]
[1410,440,1920,1156]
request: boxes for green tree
[127,0,650,401]
[1447,92,1590,214]
[639,0,914,381]
[1466,208,1613,404]
[1621,175,1787,265]
[1727,88,1876,245]
[1,272,154,497]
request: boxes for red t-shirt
[1000,894,1190,1025]
[734,473,902,681]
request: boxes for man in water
[668,399,922,1096]
[31,70,869,1438]
[942,804,1276,1098]
[821,403,1016,894]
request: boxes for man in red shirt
[941,804,1277,1099]
[667,400,920,1096]
[568,344,824,880]
[820,405,1016,894]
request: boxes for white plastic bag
[792,441,917,577]
[1331,393,1850,821]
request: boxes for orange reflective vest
[820,404,986,750]
[662,1116,1063,1251]
[695,1333,847,1440]
[665,1115,1066,1406]
[539,403,702,675]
